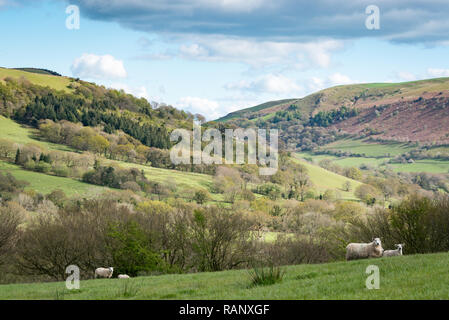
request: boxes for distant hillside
[217,98,297,122]
[0,67,73,92]
[216,78,449,147]
[13,68,61,76]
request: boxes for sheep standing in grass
[346,238,384,261]
[118,274,130,279]
[95,267,114,279]
[383,244,403,257]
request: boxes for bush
[107,220,169,277]
[0,205,21,264]
[23,160,36,170]
[193,189,210,205]
[35,161,51,173]
[52,165,69,177]
[190,207,257,272]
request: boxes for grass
[1,252,449,299]
[296,150,449,174]
[0,161,108,197]
[389,159,449,173]
[320,138,416,157]
[0,67,73,93]
[0,115,73,152]
[291,155,363,200]
[248,265,285,287]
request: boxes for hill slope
[0,67,73,92]
[0,252,447,299]
[216,78,449,145]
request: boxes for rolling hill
[216,77,449,145]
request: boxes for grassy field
[1,252,448,299]
[389,159,449,173]
[296,150,449,174]
[0,67,73,92]
[0,115,73,152]
[319,138,416,157]
[0,161,108,197]
[291,156,363,200]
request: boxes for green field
[296,150,449,174]
[389,159,449,173]
[0,67,73,93]
[291,156,363,200]
[0,115,73,152]
[320,139,416,157]
[0,161,108,197]
[1,252,448,299]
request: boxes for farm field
[0,161,108,197]
[291,156,363,200]
[389,159,449,173]
[0,252,448,299]
[319,138,417,157]
[296,147,449,174]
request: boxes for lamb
[118,274,130,279]
[95,267,114,278]
[382,244,403,257]
[346,238,384,261]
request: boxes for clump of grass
[295,271,319,280]
[117,279,141,298]
[54,289,66,300]
[248,264,285,287]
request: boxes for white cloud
[427,68,449,77]
[193,0,269,13]
[396,71,417,81]
[308,77,326,92]
[328,73,355,86]
[71,54,127,80]
[177,96,221,120]
[225,74,302,95]
[305,73,357,92]
[172,36,344,69]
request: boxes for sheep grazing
[95,267,114,279]
[383,244,404,257]
[346,238,384,261]
[118,274,130,279]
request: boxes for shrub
[107,220,169,277]
[35,161,51,173]
[190,207,257,272]
[52,165,69,177]
[193,189,210,205]
[0,205,21,264]
[23,160,36,170]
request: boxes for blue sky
[1,0,449,120]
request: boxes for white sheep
[346,238,384,261]
[95,267,114,278]
[382,244,403,257]
[118,274,130,279]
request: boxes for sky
[1,0,449,120]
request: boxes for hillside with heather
[216,78,449,146]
